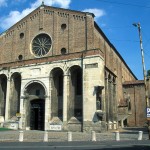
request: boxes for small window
[36,90,40,96]
[61,48,67,55]
[20,33,24,39]
[18,55,23,61]
[96,86,104,110]
[61,24,67,30]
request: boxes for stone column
[45,95,50,130]
[105,73,109,123]
[5,77,11,120]
[63,74,69,122]
[19,96,24,129]
[113,81,117,129]
[108,76,113,121]
[108,75,114,129]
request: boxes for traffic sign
[147,108,150,118]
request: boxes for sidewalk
[0,127,149,142]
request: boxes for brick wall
[0,6,95,64]
[123,82,147,127]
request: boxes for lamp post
[133,23,150,139]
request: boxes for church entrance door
[30,99,45,130]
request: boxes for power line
[109,39,139,42]
[96,0,150,8]
[101,26,131,29]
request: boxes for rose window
[32,33,52,57]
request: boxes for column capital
[63,74,70,77]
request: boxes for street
[0,141,150,150]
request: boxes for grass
[0,127,13,131]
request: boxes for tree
[147,70,150,77]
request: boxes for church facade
[0,4,142,132]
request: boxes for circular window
[18,55,23,60]
[61,48,67,55]
[32,33,52,57]
[61,24,67,30]
[20,33,24,39]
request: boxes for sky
[0,0,150,80]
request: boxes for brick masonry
[0,4,145,132]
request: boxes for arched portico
[68,65,83,122]
[0,74,7,118]
[9,73,21,119]
[23,81,46,130]
[50,67,64,121]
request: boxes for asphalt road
[0,141,150,150]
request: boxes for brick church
[0,3,148,132]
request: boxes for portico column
[113,80,117,129]
[45,95,50,130]
[5,77,11,120]
[109,77,113,122]
[105,75,109,123]
[63,74,69,122]
[19,96,24,129]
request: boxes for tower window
[20,33,24,39]
[18,55,23,61]
[61,48,67,55]
[61,24,67,30]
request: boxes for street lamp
[133,23,150,139]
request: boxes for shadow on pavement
[88,145,150,150]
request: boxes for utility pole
[133,23,150,139]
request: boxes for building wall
[93,27,136,109]
[0,5,138,131]
[147,76,150,106]
[0,6,96,64]
[123,82,146,127]
[0,52,105,131]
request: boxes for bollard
[108,121,113,129]
[67,132,72,141]
[113,121,117,130]
[138,131,143,140]
[43,131,48,142]
[115,131,120,141]
[19,131,24,142]
[91,131,96,141]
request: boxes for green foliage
[147,70,150,77]
[0,127,13,131]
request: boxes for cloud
[0,0,7,7]
[0,8,35,30]
[0,0,71,30]
[32,0,71,9]
[83,8,106,21]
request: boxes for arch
[0,74,7,117]
[25,82,46,99]
[50,67,64,121]
[23,80,48,97]
[68,65,83,121]
[9,72,21,118]
[24,81,46,130]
